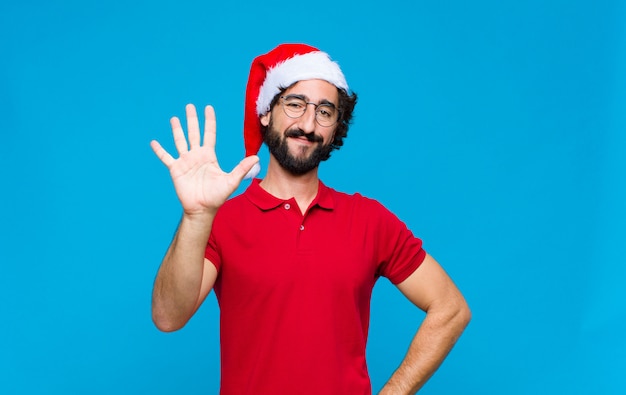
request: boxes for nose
[297,103,317,134]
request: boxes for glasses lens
[315,104,338,127]
[282,97,306,118]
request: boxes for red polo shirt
[205,179,426,395]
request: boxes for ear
[260,112,271,127]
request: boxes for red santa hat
[243,43,349,179]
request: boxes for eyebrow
[284,94,337,108]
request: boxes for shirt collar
[244,178,335,211]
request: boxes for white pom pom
[244,162,261,180]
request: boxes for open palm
[151,104,259,216]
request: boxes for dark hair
[330,88,358,152]
[262,86,358,155]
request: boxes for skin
[258,79,339,212]
[150,104,257,331]
[151,79,471,393]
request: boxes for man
[151,43,470,394]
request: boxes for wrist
[180,210,216,234]
[182,206,218,220]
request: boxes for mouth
[285,129,323,144]
[289,135,316,145]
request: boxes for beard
[262,120,334,176]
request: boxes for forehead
[283,79,339,104]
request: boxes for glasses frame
[279,95,341,127]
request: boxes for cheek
[269,113,296,132]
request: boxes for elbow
[453,297,472,332]
[152,307,188,333]
[459,302,472,328]
[153,319,182,333]
[436,294,471,334]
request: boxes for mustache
[284,128,323,143]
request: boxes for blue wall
[1,0,624,393]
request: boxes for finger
[203,105,217,149]
[150,140,175,168]
[229,155,260,182]
[186,104,201,149]
[170,116,189,155]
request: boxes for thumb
[230,155,260,181]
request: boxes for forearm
[379,301,471,394]
[152,212,215,331]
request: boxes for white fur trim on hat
[244,162,261,180]
[255,51,349,116]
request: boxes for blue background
[1,0,625,393]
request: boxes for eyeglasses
[279,95,340,127]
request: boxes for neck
[260,157,320,213]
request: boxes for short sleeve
[205,218,222,272]
[372,201,426,284]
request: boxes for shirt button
[299,225,305,231]
[284,203,291,210]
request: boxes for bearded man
[150,43,471,395]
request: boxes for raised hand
[151,104,259,217]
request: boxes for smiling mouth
[285,129,323,143]
[290,135,315,145]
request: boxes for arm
[151,214,218,332]
[379,254,471,394]
[150,104,259,332]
